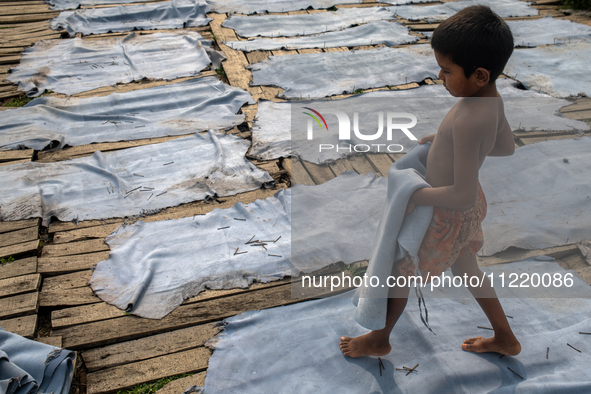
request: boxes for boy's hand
[418,134,436,144]
[404,200,416,216]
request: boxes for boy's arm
[488,117,515,156]
[410,113,486,211]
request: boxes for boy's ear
[472,67,490,86]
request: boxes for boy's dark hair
[431,5,514,82]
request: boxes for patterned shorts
[398,184,487,280]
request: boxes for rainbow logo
[302,107,329,132]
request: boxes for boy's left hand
[404,200,416,216]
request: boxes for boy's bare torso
[425,97,510,191]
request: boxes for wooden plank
[260,85,283,101]
[36,134,188,163]
[53,223,119,244]
[290,158,315,185]
[328,157,356,176]
[86,347,210,394]
[156,373,206,394]
[0,35,61,48]
[39,286,100,307]
[388,82,420,90]
[0,314,37,338]
[556,251,588,271]
[209,13,251,90]
[513,130,582,139]
[329,154,377,176]
[0,239,39,260]
[35,336,62,347]
[42,270,92,292]
[366,153,394,177]
[252,159,280,174]
[561,110,591,121]
[0,21,50,34]
[0,226,38,248]
[298,48,323,54]
[0,158,29,167]
[53,279,291,329]
[0,90,19,99]
[82,323,217,372]
[271,49,298,56]
[0,2,46,5]
[41,239,109,258]
[479,244,579,267]
[55,283,298,349]
[48,219,123,234]
[0,30,58,44]
[521,134,581,145]
[245,85,263,101]
[324,47,348,52]
[0,24,54,38]
[38,251,109,275]
[560,98,591,113]
[245,50,269,64]
[0,13,58,24]
[0,84,18,92]
[300,161,335,185]
[52,301,127,329]
[0,256,36,280]
[241,103,257,124]
[39,271,100,307]
[0,218,38,234]
[0,273,41,298]
[0,149,34,162]
[337,3,390,8]
[407,24,439,31]
[0,5,52,16]
[0,291,38,319]
[350,44,386,51]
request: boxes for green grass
[0,26,13,29]
[215,66,225,77]
[353,89,364,95]
[2,90,55,108]
[116,373,192,394]
[3,95,34,108]
[347,263,367,278]
[560,0,591,9]
[0,256,15,265]
[327,6,338,11]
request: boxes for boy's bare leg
[451,254,521,356]
[340,269,410,358]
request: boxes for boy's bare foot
[340,333,392,358]
[462,336,521,356]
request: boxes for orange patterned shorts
[398,184,487,280]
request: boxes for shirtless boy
[340,5,521,358]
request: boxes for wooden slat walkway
[0,219,41,338]
[1,1,591,394]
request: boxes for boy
[340,5,521,358]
